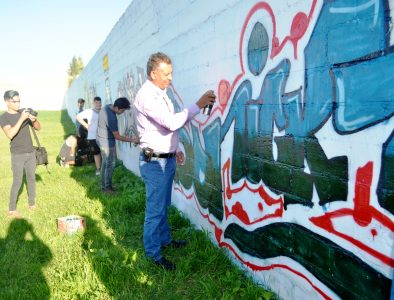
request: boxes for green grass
[0,110,276,300]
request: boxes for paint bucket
[57,215,86,234]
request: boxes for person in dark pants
[0,90,41,218]
[75,98,85,136]
[96,97,139,194]
[76,96,102,175]
[134,52,216,270]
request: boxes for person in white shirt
[76,96,102,175]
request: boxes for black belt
[141,151,176,158]
[152,152,176,158]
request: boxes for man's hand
[176,151,185,165]
[27,112,41,130]
[28,114,37,123]
[196,90,216,109]
[129,135,140,146]
[20,109,30,121]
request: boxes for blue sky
[0,0,132,110]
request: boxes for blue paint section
[247,22,269,76]
[259,60,289,134]
[192,125,208,184]
[303,0,392,133]
[221,80,252,141]
[202,119,221,170]
[332,51,394,132]
[326,1,387,63]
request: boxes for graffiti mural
[63,0,394,298]
[171,1,394,299]
[116,66,146,152]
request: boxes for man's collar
[148,79,167,94]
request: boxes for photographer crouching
[0,90,41,218]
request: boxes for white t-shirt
[77,108,100,140]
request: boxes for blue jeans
[98,143,115,190]
[139,154,176,261]
[10,152,36,211]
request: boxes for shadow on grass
[81,215,155,298]
[69,163,154,295]
[60,107,155,296]
[67,161,176,299]
[0,219,52,299]
[60,109,77,140]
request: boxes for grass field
[0,110,276,299]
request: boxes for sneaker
[162,240,187,249]
[95,169,100,176]
[154,257,176,270]
[7,211,22,219]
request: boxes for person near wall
[75,98,85,136]
[76,96,102,175]
[0,90,42,218]
[134,52,216,270]
[96,97,139,194]
[58,135,78,167]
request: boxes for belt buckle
[143,147,154,162]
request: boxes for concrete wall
[64,0,394,299]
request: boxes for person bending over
[58,135,78,167]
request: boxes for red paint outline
[191,0,318,127]
[173,184,330,299]
[310,162,394,267]
[222,158,284,225]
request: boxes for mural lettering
[172,1,394,299]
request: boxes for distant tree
[67,56,84,87]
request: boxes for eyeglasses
[8,100,20,103]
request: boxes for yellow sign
[103,54,109,71]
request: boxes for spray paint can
[202,104,213,115]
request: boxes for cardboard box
[57,215,86,234]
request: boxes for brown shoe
[7,211,22,219]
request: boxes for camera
[25,108,38,117]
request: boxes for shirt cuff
[187,103,200,118]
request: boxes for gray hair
[147,52,172,79]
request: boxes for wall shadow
[0,219,52,299]
[60,109,76,140]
